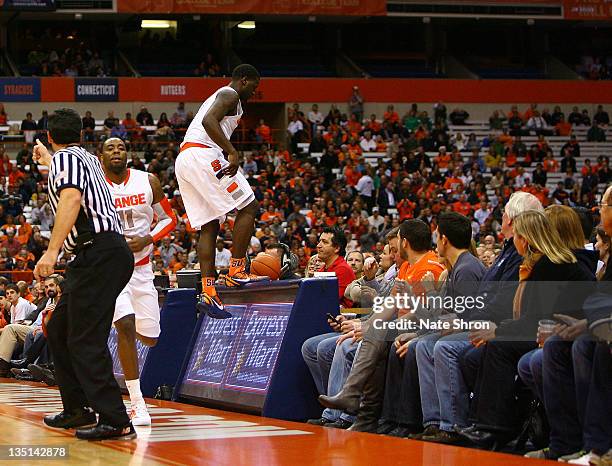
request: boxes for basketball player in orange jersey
[175,64,263,314]
[101,138,177,426]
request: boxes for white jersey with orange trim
[182,85,242,151]
[106,168,154,264]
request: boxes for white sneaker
[129,401,151,426]
[567,452,600,465]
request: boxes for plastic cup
[538,319,556,347]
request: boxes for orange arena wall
[34,78,612,104]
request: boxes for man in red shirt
[316,227,355,308]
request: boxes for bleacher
[302,121,612,194]
[463,57,547,79]
[236,50,335,78]
[351,53,439,78]
[137,63,198,77]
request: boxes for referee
[33,108,136,441]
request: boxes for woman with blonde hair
[544,204,599,275]
[517,206,601,460]
[461,209,595,449]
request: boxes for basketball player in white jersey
[101,138,177,425]
[176,64,263,314]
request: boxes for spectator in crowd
[555,115,572,136]
[30,200,53,231]
[5,283,37,324]
[37,110,49,139]
[122,113,142,142]
[581,109,592,126]
[0,275,60,377]
[288,113,305,154]
[593,105,609,126]
[360,131,377,152]
[520,204,604,461]
[2,229,21,257]
[526,111,548,135]
[349,86,364,122]
[594,227,610,280]
[459,209,595,449]
[345,251,365,281]
[568,106,582,126]
[136,107,154,126]
[256,119,272,145]
[308,104,324,135]
[215,239,231,270]
[449,108,469,125]
[587,121,607,142]
[316,227,356,308]
[20,113,38,144]
[103,111,117,137]
[82,111,96,143]
[0,104,7,125]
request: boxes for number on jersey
[120,209,135,229]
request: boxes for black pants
[381,340,422,427]
[473,339,536,433]
[24,331,48,364]
[47,232,133,426]
[459,344,484,424]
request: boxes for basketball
[250,253,281,280]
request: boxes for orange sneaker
[224,270,268,288]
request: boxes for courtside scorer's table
[108,278,339,422]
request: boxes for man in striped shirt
[33,108,136,441]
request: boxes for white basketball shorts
[175,146,255,229]
[113,264,160,338]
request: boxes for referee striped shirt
[48,146,123,253]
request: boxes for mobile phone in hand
[326,313,340,325]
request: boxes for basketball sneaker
[129,401,151,426]
[197,292,232,319]
[224,270,268,287]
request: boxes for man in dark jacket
[409,193,539,444]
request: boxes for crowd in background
[579,56,612,81]
[0,100,610,282]
[0,98,609,462]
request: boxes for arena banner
[0,77,40,102]
[75,78,119,102]
[443,0,559,3]
[36,77,612,104]
[564,0,612,19]
[2,0,55,10]
[117,0,386,16]
[119,77,225,102]
[41,77,74,101]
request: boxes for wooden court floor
[0,379,557,466]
